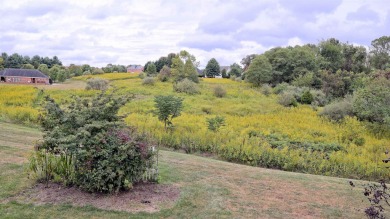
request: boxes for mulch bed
[6,182,180,213]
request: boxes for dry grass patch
[6,182,180,213]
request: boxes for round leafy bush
[278,92,298,107]
[213,85,226,98]
[35,92,157,193]
[319,96,354,121]
[310,89,328,107]
[261,84,272,96]
[75,128,153,193]
[301,90,314,104]
[142,77,155,86]
[138,72,146,79]
[86,78,109,91]
[173,78,200,94]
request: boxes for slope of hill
[0,121,373,218]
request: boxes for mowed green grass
[0,121,376,218]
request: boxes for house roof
[0,68,49,78]
[220,66,231,72]
[127,65,143,70]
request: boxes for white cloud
[0,0,389,67]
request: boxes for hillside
[0,121,374,218]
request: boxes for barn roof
[0,68,49,78]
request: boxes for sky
[0,0,389,68]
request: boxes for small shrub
[234,77,242,82]
[158,66,171,82]
[278,92,298,107]
[173,78,200,94]
[154,95,183,130]
[273,82,289,94]
[319,96,354,121]
[301,90,314,104]
[310,89,328,107]
[261,84,272,96]
[142,77,155,86]
[85,78,109,90]
[83,70,91,75]
[138,72,146,79]
[207,116,225,132]
[214,85,226,98]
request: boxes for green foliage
[56,70,67,82]
[300,90,314,104]
[310,89,328,107]
[138,72,146,79]
[68,64,83,76]
[36,91,156,193]
[273,82,289,94]
[261,84,272,96]
[319,38,344,72]
[278,92,298,107]
[319,96,354,121]
[353,78,390,125]
[85,78,109,90]
[0,57,4,70]
[245,55,273,86]
[38,64,50,75]
[21,63,35,69]
[205,58,220,78]
[173,78,200,94]
[158,65,171,82]
[92,67,104,75]
[154,95,183,129]
[229,63,243,77]
[320,70,356,98]
[213,85,226,98]
[221,69,228,78]
[171,50,199,83]
[74,128,154,193]
[83,70,91,75]
[28,150,75,186]
[146,63,157,76]
[207,116,225,132]
[142,77,155,86]
[240,54,257,71]
[291,72,314,87]
[370,36,390,70]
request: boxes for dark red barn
[0,68,51,85]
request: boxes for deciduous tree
[245,55,273,86]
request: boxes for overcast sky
[0,0,389,68]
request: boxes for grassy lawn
[0,121,374,218]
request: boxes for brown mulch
[6,182,180,213]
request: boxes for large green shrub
[319,96,354,121]
[353,78,390,125]
[35,91,156,193]
[173,78,200,94]
[85,78,109,90]
[278,92,298,107]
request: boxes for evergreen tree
[204,58,220,78]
